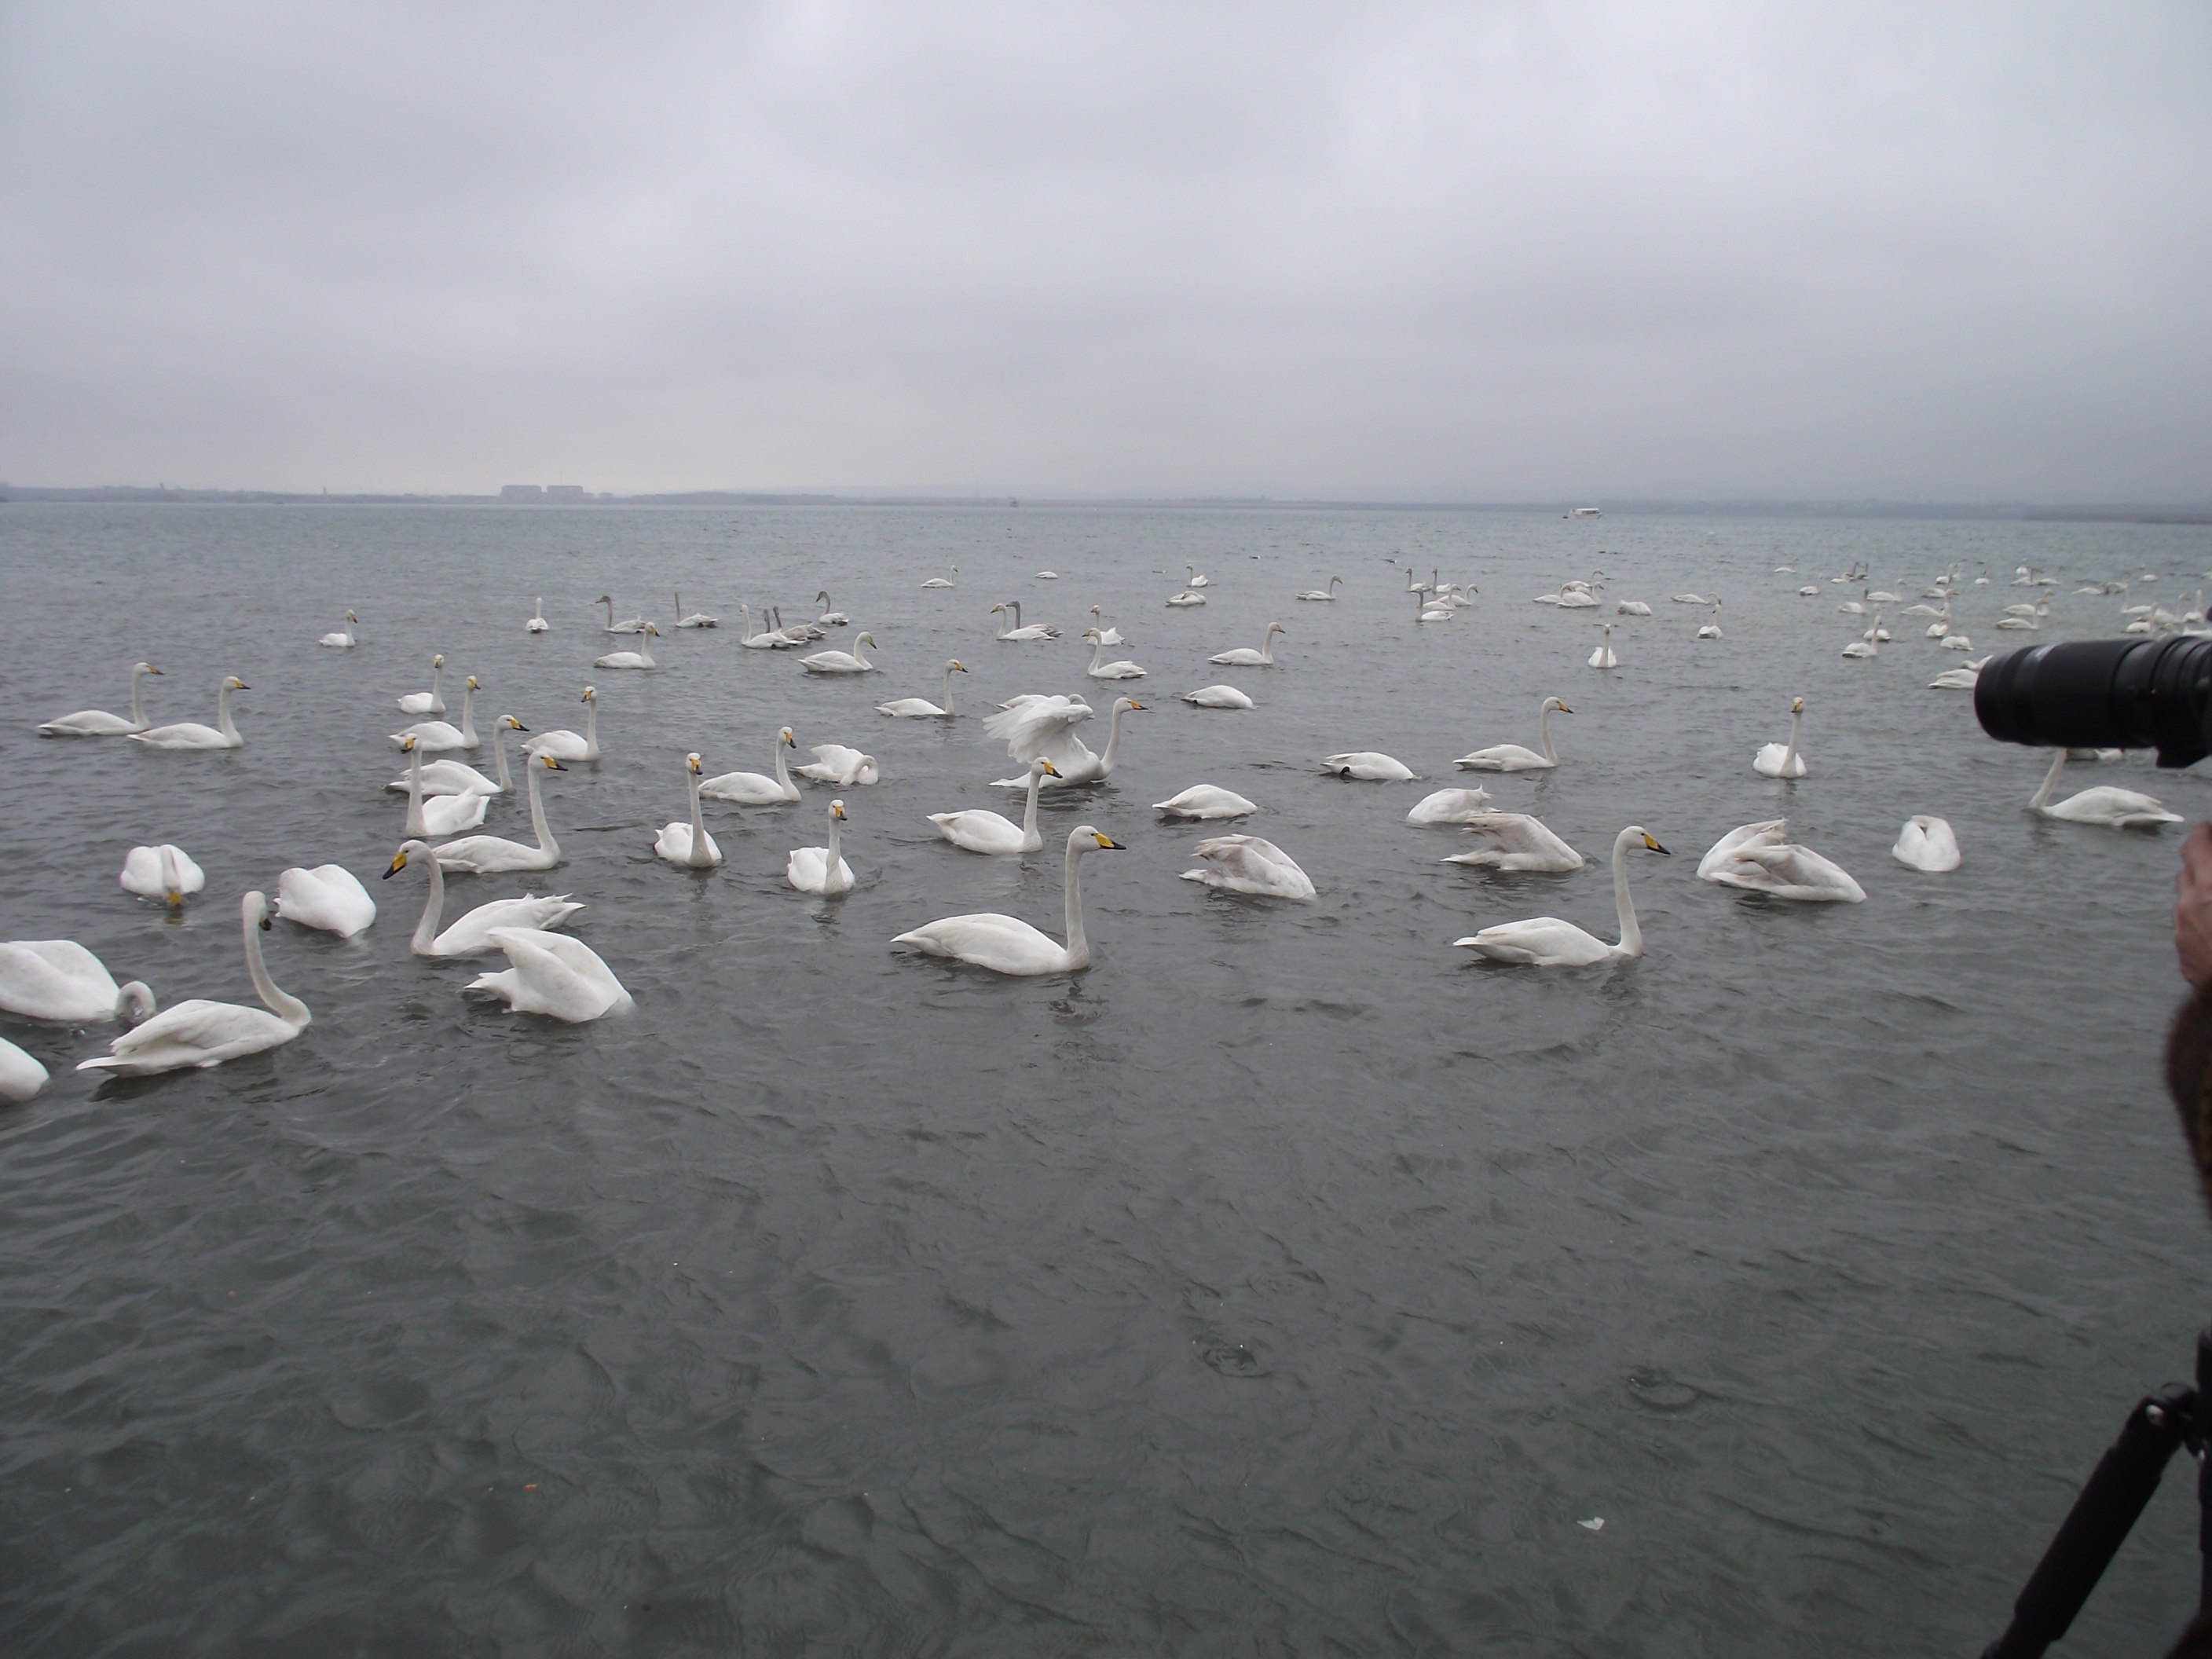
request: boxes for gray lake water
[4,502,2212,1655]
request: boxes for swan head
[133,662,161,676]
[645,623,661,636]
[818,591,830,603]
[244,890,273,930]
[595,594,611,605]
[500,714,527,731]
[1621,826,1671,855]
[1073,827,1126,851]
[384,840,434,878]
[1267,621,1286,635]
[948,660,968,673]
[1113,698,1145,713]
[686,752,702,774]
[580,686,597,702]
[779,726,797,746]
[116,981,156,1024]
[1540,697,1572,715]
[467,676,480,690]
[224,676,249,690]
[431,654,445,668]
[1790,696,1804,713]
[538,753,566,771]
[1083,627,1100,639]
[859,632,877,646]
[830,799,847,819]
[1035,758,1062,778]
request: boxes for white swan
[991,602,1060,642]
[2027,749,2182,829]
[384,840,582,956]
[674,591,719,628]
[1893,815,1961,872]
[1155,785,1257,819]
[1323,751,1415,781]
[318,610,359,648]
[788,799,855,895]
[39,661,163,736]
[1752,697,1808,778]
[878,660,968,717]
[467,928,632,1021]
[701,727,804,804]
[1455,827,1669,964]
[1405,787,1496,825]
[893,826,1126,974]
[524,687,599,763]
[800,632,878,674]
[1185,564,1210,588]
[1035,570,1060,580]
[1212,621,1286,665]
[78,892,310,1075]
[434,753,566,873]
[1086,605,1126,644]
[0,1037,46,1102]
[1588,623,1617,669]
[1672,592,1715,606]
[1295,577,1343,601]
[921,566,958,588]
[526,596,550,632]
[1085,629,1147,679]
[931,760,1060,853]
[989,696,1141,787]
[595,624,659,670]
[794,743,879,786]
[1929,666,1980,690]
[275,865,376,936]
[1616,600,1653,617]
[1841,612,1882,658]
[1415,591,1454,623]
[1181,835,1314,899]
[1697,601,1724,639]
[0,941,154,1024]
[1166,590,1207,606]
[737,603,784,650]
[120,843,204,907]
[388,714,521,797]
[130,676,247,749]
[399,737,490,837]
[1697,820,1865,901]
[1457,698,1569,771]
[397,655,445,716]
[654,753,723,867]
[815,591,851,627]
[1442,812,1585,872]
[1181,684,1254,709]
[391,674,480,751]
[596,594,646,633]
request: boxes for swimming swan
[989,696,1141,788]
[0,941,154,1024]
[1211,621,1285,666]
[1405,787,1497,825]
[1166,590,1207,606]
[130,676,247,749]
[1442,812,1585,872]
[1892,815,1961,871]
[1323,751,1415,781]
[893,827,1126,974]
[523,687,599,763]
[595,624,659,670]
[793,743,879,786]
[383,840,582,956]
[397,656,446,716]
[921,566,958,588]
[1181,684,1254,709]
[398,737,490,837]
[991,602,1060,642]
[392,675,480,751]
[1588,623,1617,670]
[1752,698,1808,778]
[434,753,566,873]
[800,632,878,674]
[654,753,723,867]
[674,591,719,628]
[701,727,804,804]
[788,799,855,895]
[2027,749,2182,829]
[815,591,851,627]
[878,660,969,717]
[526,597,550,632]
[1185,565,1210,588]
[1154,785,1257,819]
[319,610,359,648]
[121,843,204,907]
[77,892,310,1075]
[1180,834,1314,899]
[39,661,162,736]
[274,865,377,936]
[467,928,632,1021]
[1085,630,1147,679]
[1455,827,1669,963]
[932,760,1060,853]
[596,595,647,634]
[1295,577,1343,601]
[388,715,522,797]
[1697,820,1866,900]
[1456,698,1569,771]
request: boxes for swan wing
[130,722,229,749]
[1155,786,1256,818]
[929,810,1025,853]
[892,913,1068,974]
[430,895,583,956]
[0,941,119,1020]
[1697,820,1787,881]
[1406,788,1496,824]
[79,998,298,1072]
[2048,787,2182,826]
[275,866,377,936]
[433,834,551,873]
[1185,835,1315,898]
[39,709,137,735]
[983,695,1093,761]
[1455,744,1544,771]
[1454,918,1613,966]
[422,793,491,835]
[475,928,631,1020]
[698,770,787,804]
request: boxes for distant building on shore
[500,483,591,502]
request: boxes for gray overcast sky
[3,2,2207,500]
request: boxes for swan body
[78,892,310,1075]
[1672,593,1714,606]
[990,696,1139,787]
[674,591,719,628]
[2027,749,2181,829]
[526,596,550,632]
[788,799,855,894]
[1940,631,1975,650]
[1555,587,1600,609]
[1696,602,1724,639]
[932,760,1059,853]
[894,827,1125,975]
[595,624,660,669]
[0,1038,46,1102]
[39,661,163,736]
[1930,667,1980,690]
[130,676,247,749]
[1752,698,1808,778]
[1166,590,1207,606]
[388,714,521,797]
[794,744,879,786]
[1213,621,1286,665]
[736,603,785,649]
[1442,812,1585,872]
[1415,593,1455,622]
[1086,605,1126,643]
[434,754,566,872]
[1295,577,1343,601]
[1893,815,1961,872]
[1181,835,1314,899]
[526,687,599,764]
[397,656,446,716]
[920,566,958,588]
[1616,600,1652,617]
[654,753,723,867]
[319,610,358,648]
[596,595,647,634]
[878,660,968,717]
[991,602,1060,642]
[1084,629,1147,679]
[1458,698,1569,771]
[800,632,878,673]
[1181,684,1254,709]
[467,928,632,1021]
[1155,785,1257,819]
[275,865,376,936]
[1588,624,1617,669]
[1456,828,1668,964]
[815,591,850,626]
[1324,751,1415,781]
[0,941,153,1024]
[1405,787,1497,825]
[1697,820,1865,901]
[391,675,480,751]
[398,738,490,836]
[701,727,804,804]
[121,844,204,907]
[384,840,582,956]
[1035,570,1060,580]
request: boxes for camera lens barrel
[1975,636,2212,767]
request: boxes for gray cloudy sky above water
[3,2,2207,500]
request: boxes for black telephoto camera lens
[1975,636,2212,767]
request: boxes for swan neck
[244,903,309,1026]
[1782,705,1801,769]
[493,721,512,789]
[404,742,428,837]
[940,664,956,714]
[411,852,445,954]
[1089,634,1105,672]
[1101,704,1128,770]
[826,805,843,865]
[2031,748,2066,809]
[1061,834,1090,967]
[1537,701,1556,763]
[216,679,240,743]
[772,738,795,797]
[129,666,147,728]
[686,769,711,865]
[1611,829,1643,958]
[583,696,599,758]
[1020,771,1043,847]
[458,679,477,744]
[526,756,556,855]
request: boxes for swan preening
[988,695,1141,788]
[434,753,566,872]
[0,941,154,1024]
[1211,621,1285,666]
[385,840,582,956]
[1181,685,1254,709]
[466,929,632,1021]
[1455,828,1668,965]
[131,676,247,749]
[1752,698,1808,778]
[275,865,377,936]
[525,687,599,763]
[893,827,1125,975]
[654,753,723,868]
[595,625,659,670]
[1405,787,1495,825]
[800,632,877,674]
[788,799,855,894]
[1155,785,1256,819]
[320,610,359,648]
[2027,749,2181,829]
[1180,835,1314,899]
[794,743,879,786]
[79,892,310,1075]
[1442,813,1584,872]
[1295,577,1342,601]
[1697,821,1865,901]
[397,657,445,716]
[120,844,204,907]
[878,661,968,717]
[1893,816,1961,871]
[932,760,1060,853]
[39,661,162,736]
[1457,698,1569,771]
[1324,752,1415,781]
[701,727,804,804]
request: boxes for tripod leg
[1982,1382,2196,1659]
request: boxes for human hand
[2176,821,2212,987]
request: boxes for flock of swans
[2,544,2202,1104]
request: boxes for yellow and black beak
[383,848,408,880]
[164,889,183,907]
[147,665,163,676]
[1557,701,1573,714]
[688,755,703,774]
[542,755,566,771]
[1643,833,1671,855]
[1126,700,1145,711]
[783,731,797,746]
[1040,760,1061,777]
[1092,832,1126,850]
[952,661,968,672]
[833,801,848,819]
[258,912,273,931]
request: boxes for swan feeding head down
[893,826,1126,975]
[1455,827,1669,965]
